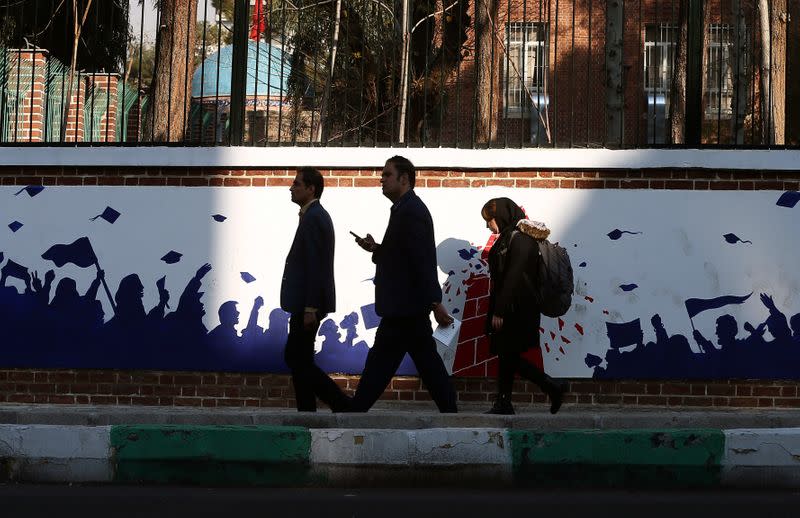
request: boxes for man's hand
[433,303,454,327]
[31,271,42,292]
[760,293,777,311]
[303,311,318,330]
[254,296,264,310]
[355,233,378,253]
[492,315,504,332]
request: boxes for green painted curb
[111,425,312,485]
[508,429,725,488]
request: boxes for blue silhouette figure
[208,300,241,347]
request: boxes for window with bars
[705,24,742,119]
[504,22,548,118]
[644,24,678,95]
[643,24,677,144]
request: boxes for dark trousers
[497,351,558,397]
[349,315,457,413]
[284,313,350,412]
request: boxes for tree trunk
[786,0,800,145]
[770,0,787,144]
[668,0,688,144]
[398,0,411,143]
[731,0,749,144]
[475,0,499,145]
[314,0,342,143]
[605,0,624,146]
[143,0,197,142]
[757,0,772,143]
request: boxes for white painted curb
[722,428,800,488]
[0,424,112,482]
[309,428,511,467]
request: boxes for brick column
[4,49,48,142]
[61,72,86,143]
[85,73,120,142]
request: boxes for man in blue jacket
[350,156,458,413]
[280,167,349,412]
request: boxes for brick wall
[0,163,798,409]
[1,369,798,409]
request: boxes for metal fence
[0,0,798,148]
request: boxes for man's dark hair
[386,155,416,189]
[297,167,324,198]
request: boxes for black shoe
[549,382,568,415]
[485,395,515,415]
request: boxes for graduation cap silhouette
[619,283,638,292]
[14,185,45,197]
[723,233,752,244]
[212,214,227,222]
[8,221,23,233]
[90,206,121,224]
[241,272,256,283]
[776,191,800,209]
[161,251,183,264]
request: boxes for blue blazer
[280,201,336,315]
[373,190,442,318]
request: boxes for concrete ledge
[2,424,800,488]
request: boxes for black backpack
[532,239,574,318]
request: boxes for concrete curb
[2,425,800,487]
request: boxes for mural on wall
[0,185,798,379]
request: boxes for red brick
[459,392,488,402]
[781,386,797,397]
[595,395,622,405]
[662,383,692,396]
[174,397,203,407]
[709,181,738,190]
[574,179,604,189]
[757,398,775,407]
[637,395,667,406]
[729,397,758,407]
[683,397,714,407]
[392,379,421,391]
[174,374,202,385]
[775,398,800,408]
[706,384,735,396]
[354,178,380,187]
[620,180,648,189]
[736,385,753,396]
[753,386,782,397]
[618,383,646,394]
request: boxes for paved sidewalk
[1,404,799,489]
[2,403,800,429]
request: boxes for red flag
[249,0,266,41]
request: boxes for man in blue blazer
[349,156,458,413]
[280,167,349,412]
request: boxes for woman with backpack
[481,197,567,415]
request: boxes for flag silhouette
[1,259,28,280]
[41,237,97,268]
[605,319,643,348]
[684,293,752,319]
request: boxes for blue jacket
[280,201,336,315]
[373,190,442,317]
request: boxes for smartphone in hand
[349,231,363,240]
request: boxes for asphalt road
[2,485,799,518]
